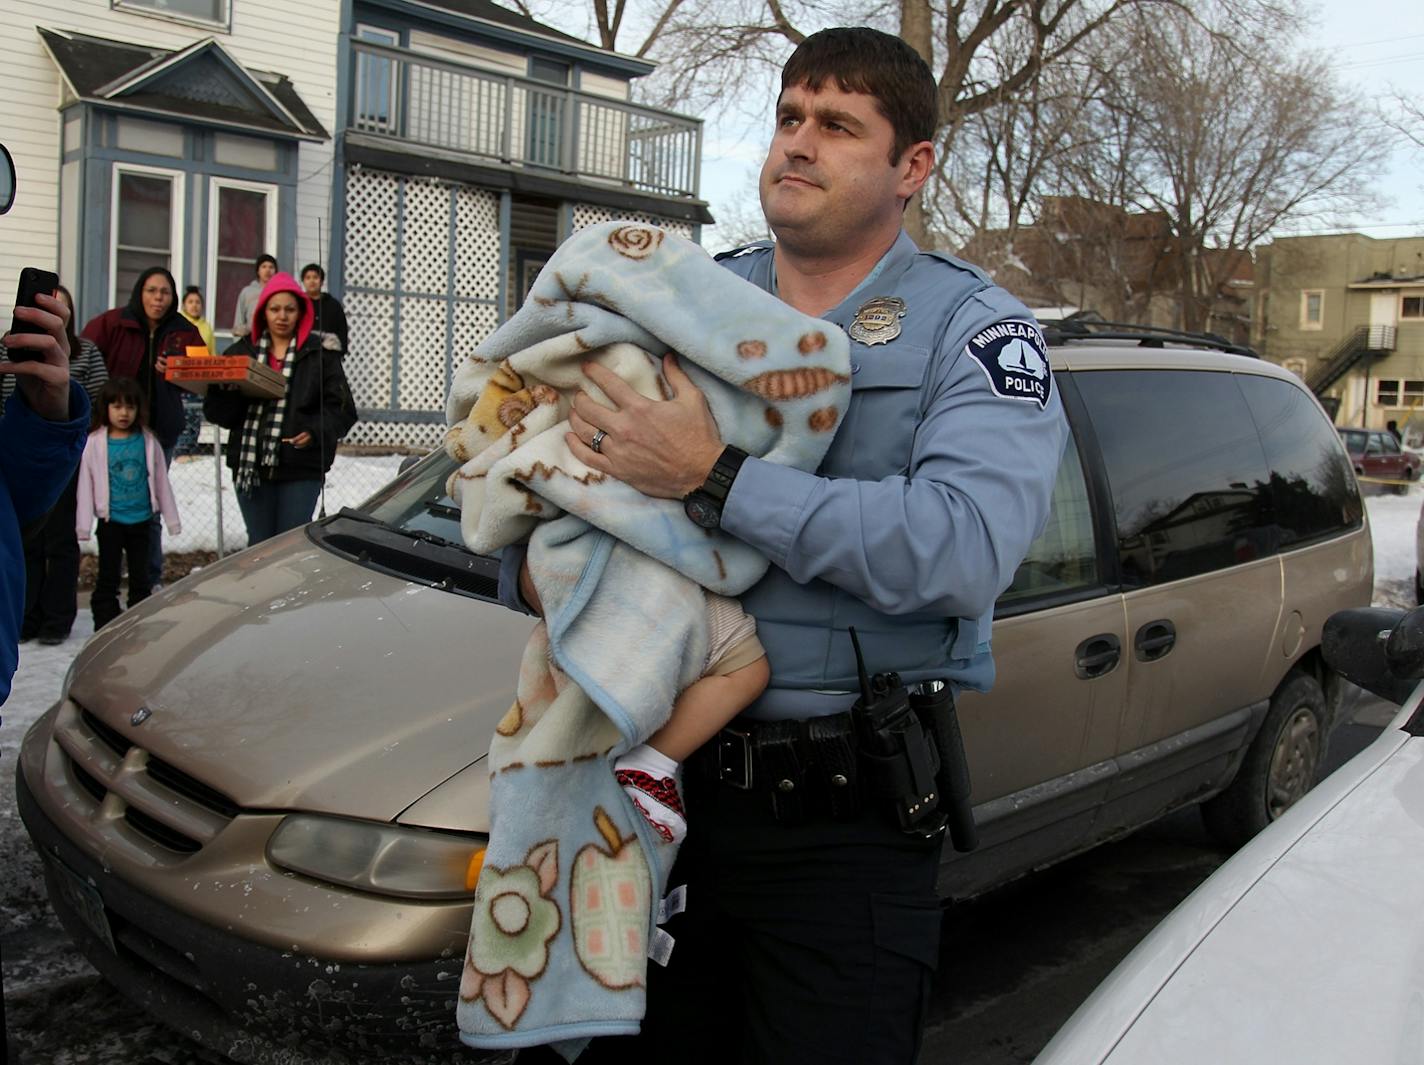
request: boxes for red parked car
[1338,428,1420,491]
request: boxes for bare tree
[524,0,1181,244]
[1094,10,1391,331]
[1383,92,1424,150]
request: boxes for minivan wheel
[1201,672,1326,849]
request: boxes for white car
[1035,604,1424,1065]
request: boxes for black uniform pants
[22,471,80,639]
[523,778,944,1065]
[92,519,152,630]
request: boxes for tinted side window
[1236,374,1363,547]
[1000,435,1098,606]
[1076,369,1273,588]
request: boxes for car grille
[49,700,239,857]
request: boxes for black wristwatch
[683,445,748,529]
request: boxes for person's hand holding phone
[1,288,72,421]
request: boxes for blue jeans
[237,478,323,546]
[149,443,175,586]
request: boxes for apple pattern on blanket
[571,806,653,990]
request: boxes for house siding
[1,0,339,315]
[1256,232,1424,427]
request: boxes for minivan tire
[1201,671,1326,849]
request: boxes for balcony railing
[350,41,702,200]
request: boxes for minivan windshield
[356,450,468,548]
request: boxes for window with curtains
[112,166,182,308]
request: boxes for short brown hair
[780,28,938,164]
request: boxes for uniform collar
[763,230,919,327]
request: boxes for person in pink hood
[203,271,357,544]
[76,377,181,629]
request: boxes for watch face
[684,494,721,529]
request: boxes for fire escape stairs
[1308,325,1398,397]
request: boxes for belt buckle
[717,727,753,790]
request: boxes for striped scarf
[234,333,296,494]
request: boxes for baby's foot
[615,767,688,844]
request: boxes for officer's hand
[1,293,73,421]
[567,354,723,499]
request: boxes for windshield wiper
[425,500,462,521]
[330,507,464,550]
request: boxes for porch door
[1370,290,1398,348]
[208,178,277,341]
[526,58,569,168]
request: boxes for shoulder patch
[964,319,1053,409]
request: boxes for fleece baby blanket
[444,222,850,1055]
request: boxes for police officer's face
[759,82,927,256]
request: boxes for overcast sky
[696,1,1424,250]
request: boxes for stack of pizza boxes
[165,345,286,400]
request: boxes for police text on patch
[963,320,1053,410]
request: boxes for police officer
[520,26,1068,1065]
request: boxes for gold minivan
[16,338,1372,1062]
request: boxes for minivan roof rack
[1040,316,1259,358]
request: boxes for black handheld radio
[847,628,944,837]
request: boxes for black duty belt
[688,712,868,823]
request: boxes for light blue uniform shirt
[717,232,1070,720]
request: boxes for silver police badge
[849,296,906,345]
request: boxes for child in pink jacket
[77,378,181,629]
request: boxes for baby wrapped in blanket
[444,222,849,1051]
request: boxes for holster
[910,683,978,852]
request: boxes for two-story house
[1254,232,1424,427]
[5,0,710,448]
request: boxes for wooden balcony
[350,41,702,200]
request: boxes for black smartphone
[7,266,60,360]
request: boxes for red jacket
[81,308,201,450]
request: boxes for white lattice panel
[570,203,693,240]
[402,179,454,296]
[453,300,501,372]
[344,419,448,450]
[455,187,501,301]
[345,168,400,290]
[345,291,396,409]
[397,296,449,412]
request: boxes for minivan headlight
[267,815,486,900]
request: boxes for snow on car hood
[1037,710,1424,1065]
[65,528,535,823]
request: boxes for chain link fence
[77,403,436,572]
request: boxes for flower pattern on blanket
[460,839,561,1030]
[446,222,850,1050]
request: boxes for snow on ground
[77,449,408,556]
[1367,486,1420,608]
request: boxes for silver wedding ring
[590,428,608,454]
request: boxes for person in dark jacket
[300,263,349,359]
[204,272,357,544]
[19,284,108,644]
[0,289,89,706]
[81,267,202,587]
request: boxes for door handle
[1134,620,1177,661]
[1075,634,1121,680]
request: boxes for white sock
[615,743,679,780]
